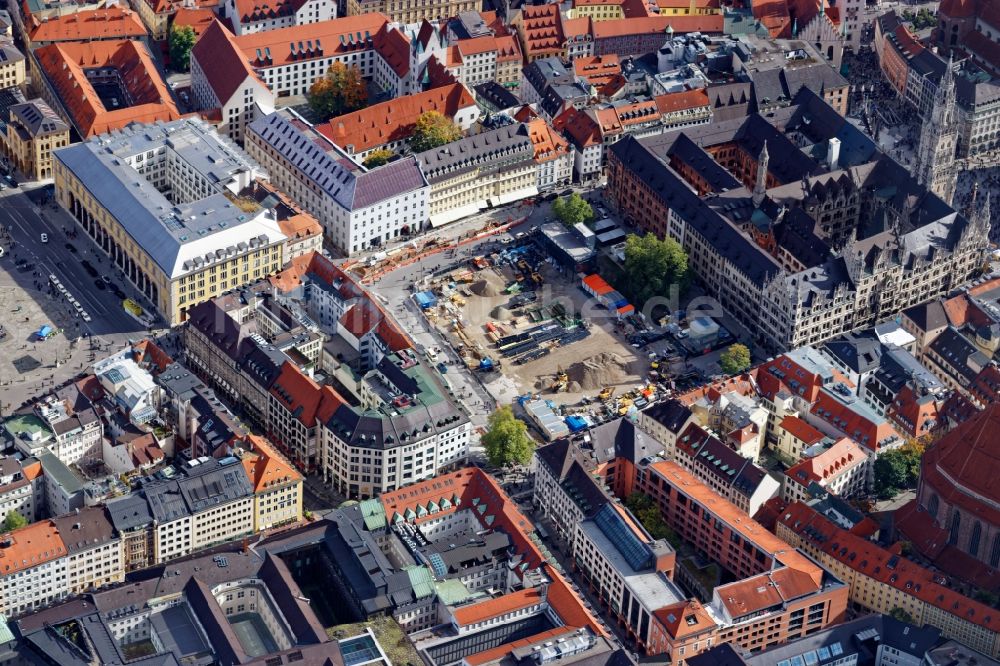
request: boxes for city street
[0,183,163,405]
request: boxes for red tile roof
[558,107,601,148]
[233,0,306,23]
[270,251,363,299]
[316,83,475,154]
[519,3,566,58]
[133,339,173,373]
[34,40,180,138]
[0,521,67,576]
[717,566,819,618]
[591,14,724,39]
[526,118,570,163]
[543,562,605,633]
[269,362,343,426]
[886,384,941,437]
[453,588,543,626]
[649,460,822,583]
[29,6,147,43]
[190,19,264,106]
[752,0,792,37]
[373,23,410,78]
[895,500,1000,591]
[778,415,825,445]
[238,433,303,493]
[785,437,866,487]
[757,354,851,403]
[920,402,1000,526]
[677,372,758,406]
[235,13,389,68]
[172,7,217,37]
[654,88,711,114]
[940,0,976,17]
[780,501,1000,632]
[380,467,547,570]
[810,390,899,452]
[654,600,716,639]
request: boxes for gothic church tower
[914,56,959,206]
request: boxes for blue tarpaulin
[565,415,589,432]
[414,291,438,309]
[37,325,52,339]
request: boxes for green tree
[625,493,681,548]
[168,25,196,73]
[482,405,534,468]
[307,62,368,120]
[621,233,690,307]
[719,343,752,375]
[973,589,1000,608]
[874,448,922,500]
[410,110,462,152]
[889,607,915,624]
[551,193,594,227]
[363,148,395,168]
[2,511,26,532]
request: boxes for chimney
[827,137,841,170]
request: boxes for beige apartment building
[4,100,68,180]
[415,123,539,227]
[346,0,476,25]
[53,119,286,326]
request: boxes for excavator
[598,386,615,401]
[551,369,569,392]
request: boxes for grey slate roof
[53,119,283,279]
[248,111,427,212]
[415,122,533,183]
[51,507,117,554]
[8,99,66,136]
[106,492,154,531]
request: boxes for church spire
[753,141,769,208]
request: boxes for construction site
[413,238,658,431]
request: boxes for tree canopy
[625,493,681,547]
[410,111,462,152]
[482,405,534,468]
[874,447,922,500]
[889,607,915,624]
[308,62,367,120]
[168,25,196,73]
[719,343,752,375]
[551,193,594,227]
[2,511,26,532]
[621,233,690,308]
[362,149,394,168]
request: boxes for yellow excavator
[551,370,569,392]
[598,386,615,401]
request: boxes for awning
[429,201,486,227]
[497,185,539,205]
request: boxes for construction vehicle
[551,370,569,392]
[598,386,615,401]
[617,396,634,416]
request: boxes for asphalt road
[0,185,156,338]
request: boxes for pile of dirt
[567,352,635,390]
[491,305,512,319]
[567,381,582,393]
[470,272,504,297]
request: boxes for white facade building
[246,110,429,255]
